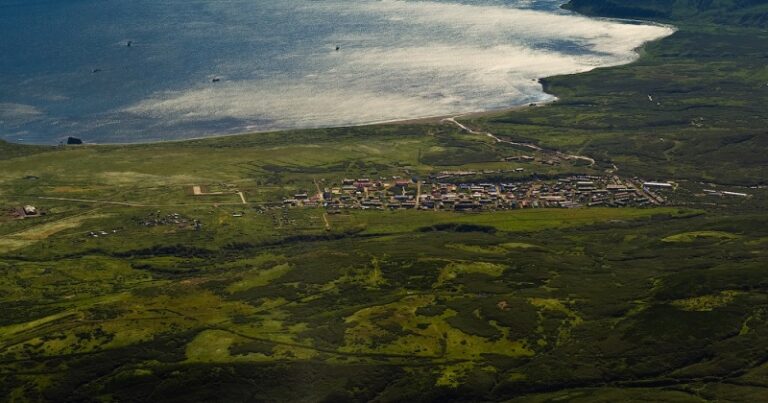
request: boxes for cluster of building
[82,212,202,239]
[8,205,42,219]
[134,211,202,230]
[86,229,119,238]
[282,176,672,211]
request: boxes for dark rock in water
[66,136,83,145]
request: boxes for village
[5,173,756,242]
[282,175,677,212]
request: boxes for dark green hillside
[564,0,768,27]
[465,0,768,186]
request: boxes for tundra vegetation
[1,0,767,401]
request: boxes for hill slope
[564,0,768,27]
[464,0,768,186]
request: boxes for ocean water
[0,0,673,144]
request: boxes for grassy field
[0,133,765,401]
[1,193,766,401]
[1,0,768,401]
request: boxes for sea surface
[0,0,673,144]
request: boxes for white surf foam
[123,0,674,131]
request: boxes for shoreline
[2,13,674,148]
[17,97,558,147]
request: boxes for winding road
[442,116,596,166]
